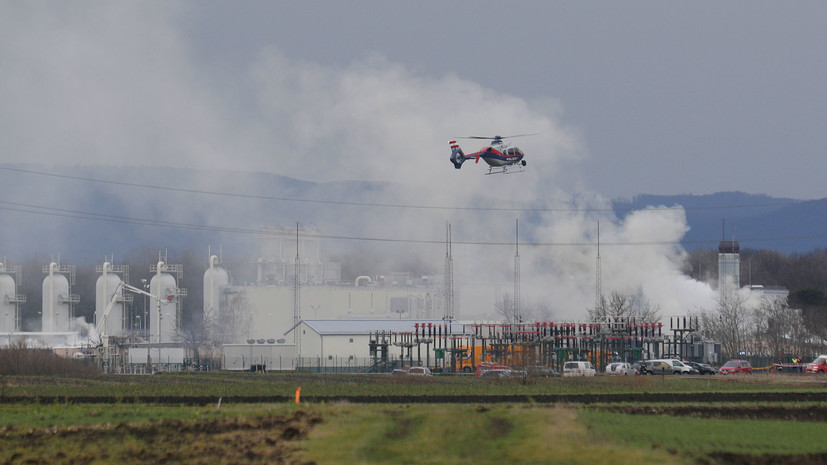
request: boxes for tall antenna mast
[595,221,602,314]
[513,219,521,323]
[293,222,301,352]
[444,223,454,321]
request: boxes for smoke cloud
[0,3,718,322]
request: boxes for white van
[649,359,692,374]
[563,361,596,377]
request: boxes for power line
[0,165,802,213]
[1,199,824,248]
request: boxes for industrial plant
[0,222,790,374]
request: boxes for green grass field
[1,372,825,464]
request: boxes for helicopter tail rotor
[449,141,466,169]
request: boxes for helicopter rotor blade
[497,133,539,139]
[455,133,538,140]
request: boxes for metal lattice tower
[443,223,454,321]
[513,219,521,323]
[293,223,301,349]
[595,221,602,314]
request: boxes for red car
[475,362,510,377]
[719,359,752,375]
[806,355,827,374]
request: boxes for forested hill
[613,192,827,254]
[0,165,824,263]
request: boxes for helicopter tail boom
[449,141,466,169]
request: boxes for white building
[290,319,468,371]
[218,282,443,344]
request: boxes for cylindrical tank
[150,262,178,343]
[95,262,124,338]
[0,262,17,332]
[203,255,229,321]
[42,262,71,332]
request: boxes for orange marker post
[295,386,301,404]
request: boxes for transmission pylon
[595,221,603,316]
[513,219,521,323]
[293,222,301,354]
[444,223,454,321]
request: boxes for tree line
[683,247,827,360]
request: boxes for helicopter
[449,134,535,175]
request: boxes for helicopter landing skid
[486,166,525,175]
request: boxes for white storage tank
[95,262,125,338]
[42,262,71,332]
[150,262,179,344]
[203,255,229,322]
[0,262,17,332]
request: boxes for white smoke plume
[0,3,718,323]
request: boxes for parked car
[639,360,672,375]
[563,361,595,377]
[526,365,561,377]
[719,359,752,374]
[479,368,512,378]
[605,362,633,376]
[805,355,827,374]
[687,361,717,375]
[407,366,432,376]
[390,366,433,376]
[647,359,693,374]
[665,359,694,374]
[475,362,510,377]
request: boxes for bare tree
[176,313,211,369]
[522,298,555,322]
[753,294,815,360]
[212,287,252,344]
[698,291,751,360]
[588,291,661,323]
[494,292,520,323]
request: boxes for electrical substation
[368,316,704,374]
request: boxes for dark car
[719,359,752,375]
[637,360,672,375]
[687,361,717,375]
[527,365,561,377]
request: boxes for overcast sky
[2,1,825,201]
[13,1,826,317]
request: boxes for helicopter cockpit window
[504,147,523,156]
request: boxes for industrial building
[718,239,741,292]
[0,261,25,332]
